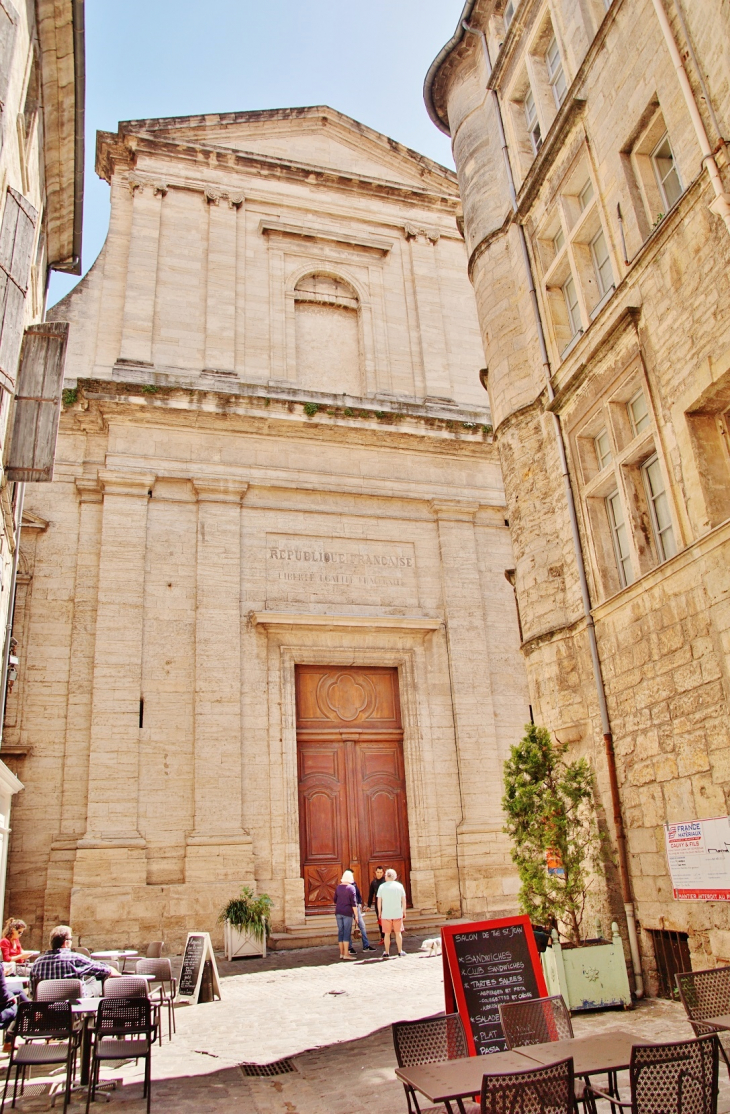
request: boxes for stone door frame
[273,640,437,926]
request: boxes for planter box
[541,922,632,1011]
[223,920,267,961]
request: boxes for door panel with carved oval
[296,665,411,911]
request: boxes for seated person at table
[32,925,123,987]
[1,918,33,964]
[0,956,29,1050]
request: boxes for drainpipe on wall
[462,21,644,997]
[650,0,730,234]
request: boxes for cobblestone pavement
[6,942,730,1112]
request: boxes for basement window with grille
[649,928,690,1000]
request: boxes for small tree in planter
[502,724,603,945]
[219,887,273,960]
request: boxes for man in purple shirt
[31,925,122,991]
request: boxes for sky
[48,0,466,307]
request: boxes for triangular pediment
[121,106,458,194]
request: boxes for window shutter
[5,321,69,482]
[0,187,38,392]
[0,1,19,106]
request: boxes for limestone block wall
[427,0,730,974]
[3,387,529,949]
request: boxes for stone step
[268,908,458,951]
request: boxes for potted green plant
[219,886,273,960]
[502,725,631,1010]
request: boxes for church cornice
[96,131,462,212]
[62,379,496,460]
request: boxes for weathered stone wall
[428,0,730,975]
[2,109,531,950]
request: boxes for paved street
[5,942,730,1112]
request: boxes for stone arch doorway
[295,664,411,911]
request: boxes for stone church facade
[425,0,730,984]
[3,107,530,949]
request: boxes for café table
[395,1050,538,1104]
[91,950,138,963]
[395,1029,657,1107]
[514,1028,656,1077]
[71,998,103,1087]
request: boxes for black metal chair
[481,1057,574,1114]
[135,958,176,1041]
[585,1035,718,1114]
[86,997,156,1114]
[1,1001,80,1114]
[676,967,730,1077]
[393,1014,472,1114]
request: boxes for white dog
[420,937,442,956]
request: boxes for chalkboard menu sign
[442,916,547,1056]
[179,934,205,997]
[175,932,222,1005]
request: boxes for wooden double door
[296,665,411,910]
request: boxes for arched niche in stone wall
[293,272,363,396]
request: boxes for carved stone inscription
[266,533,418,607]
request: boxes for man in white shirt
[376,869,407,958]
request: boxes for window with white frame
[642,454,677,561]
[578,179,594,211]
[606,490,633,587]
[563,274,581,338]
[628,110,684,237]
[595,428,612,471]
[628,388,650,436]
[553,226,565,254]
[524,89,542,155]
[504,0,515,29]
[573,369,680,599]
[651,133,682,211]
[545,37,567,108]
[590,228,613,298]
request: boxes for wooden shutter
[0,187,38,392]
[0,1,19,106]
[5,321,69,482]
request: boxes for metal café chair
[86,998,156,1114]
[585,1035,719,1114]
[76,947,93,959]
[499,996,574,1048]
[499,996,594,1108]
[393,1013,474,1114]
[135,959,176,1041]
[481,1057,574,1114]
[146,942,164,959]
[34,978,83,1003]
[677,967,730,1077]
[104,975,162,1040]
[1,1001,80,1114]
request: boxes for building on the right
[425,0,730,989]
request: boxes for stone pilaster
[408,229,452,401]
[204,190,242,372]
[43,477,103,933]
[186,478,253,883]
[119,179,166,365]
[73,470,154,904]
[431,500,515,917]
